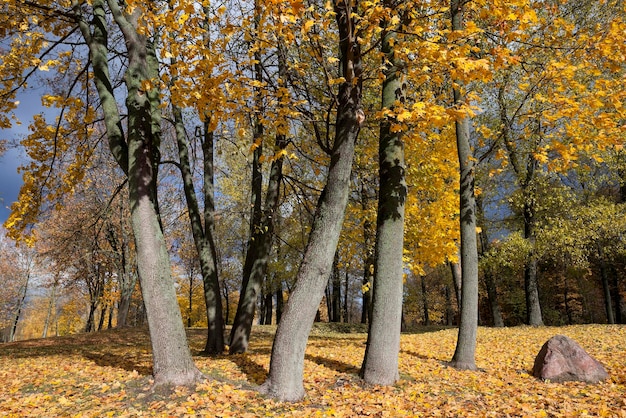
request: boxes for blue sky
[0,91,44,224]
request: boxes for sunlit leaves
[1,325,624,416]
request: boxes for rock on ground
[532,334,609,383]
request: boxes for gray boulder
[532,335,608,383]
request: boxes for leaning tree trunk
[360,11,407,385]
[229,42,290,353]
[259,0,363,400]
[80,0,202,386]
[449,0,479,371]
[172,99,224,354]
[229,133,287,352]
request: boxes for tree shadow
[0,328,154,376]
[82,350,153,375]
[227,354,268,385]
[305,354,360,375]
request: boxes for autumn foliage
[1,325,625,416]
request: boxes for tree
[360,0,407,385]
[0,231,35,342]
[259,0,365,401]
[3,0,202,385]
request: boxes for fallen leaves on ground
[0,324,624,417]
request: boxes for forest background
[0,0,625,405]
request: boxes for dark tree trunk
[343,269,349,323]
[78,0,201,386]
[599,254,615,324]
[477,197,504,328]
[421,275,430,326]
[229,40,290,352]
[98,304,108,331]
[523,206,543,326]
[331,253,341,322]
[325,283,333,321]
[445,285,454,326]
[449,259,462,312]
[10,273,30,342]
[361,10,406,385]
[361,198,375,324]
[275,284,284,324]
[611,266,624,323]
[264,292,273,325]
[259,295,266,325]
[259,0,363,398]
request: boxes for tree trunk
[477,197,503,327]
[120,12,202,385]
[611,266,624,324]
[98,304,108,331]
[116,272,134,328]
[449,0,479,371]
[259,0,362,399]
[42,278,58,338]
[229,131,288,352]
[275,285,284,324]
[343,268,349,323]
[421,275,430,326]
[229,37,290,353]
[331,253,342,322]
[77,0,201,385]
[449,258,462,312]
[361,198,375,324]
[10,272,30,342]
[264,292,273,325]
[325,284,333,321]
[523,205,543,326]
[445,285,454,326]
[172,107,225,353]
[599,252,615,324]
[360,12,406,385]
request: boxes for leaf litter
[0,325,624,417]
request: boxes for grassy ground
[0,323,624,417]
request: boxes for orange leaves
[1,325,624,416]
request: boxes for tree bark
[598,249,615,324]
[360,10,406,385]
[611,266,624,324]
[523,204,543,326]
[229,24,290,354]
[259,0,362,399]
[172,103,224,354]
[421,275,430,326]
[275,284,284,324]
[361,191,375,324]
[449,0,479,371]
[42,277,58,338]
[82,0,202,386]
[229,132,288,351]
[264,292,273,325]
[449,258,462,312]
[10,270,30,342]
[498,80,543,326]
[331,252,341,322]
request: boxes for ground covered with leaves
[1,324,624,417]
